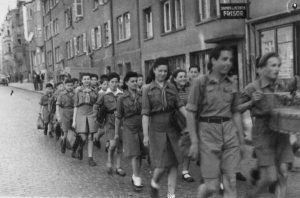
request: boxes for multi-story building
[247,0,300,83]
[1,1,29,82]
[139,0,248,88]
[23,0,45,81]
[43,0,114,81]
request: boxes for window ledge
[144,36,154,42]
[195,17,219,26]
[75,16,84,23]
[77,53,86,57]
[65,25,71,30]
[116,37,131,44]
[93,6,99,12]
[104,43,112,48]
[161,27,186,37]
[93,46,102,52]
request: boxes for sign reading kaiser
[220,3,247,19]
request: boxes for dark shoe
[88,157,97,167]
[71,150,77,158]
[115,168,126,177]
[77,146,83,160]
[44,129,47,136]
[250,168,260,186]
[94,140,101,149]
[149,185,159,198]
[236,172,247,181]
[49,131,54,138]
[182,172,195,182]
[61,139,66,154]
[269,181,277,194]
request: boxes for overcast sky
[0,0,17,25]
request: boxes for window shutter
[107,20,112,44]
[70,39,74,57]
[91,28,95,50]
[97,25,102,48]
[83,33,87,53]
[74,37,78,56]
[72,2,77,21]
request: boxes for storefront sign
[220,3,247,19]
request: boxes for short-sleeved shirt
[74,87,98,107]
[239,78,294,117]
[116,90,142,119]
[39,94,52,106]
[176,85,190,106]
[141,81,183,116]
[186,75,238,118]
[56,90,75,108]
[94,88,123,113]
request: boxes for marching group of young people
[38,45,300,198]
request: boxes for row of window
[44,19,59,40]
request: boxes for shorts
[198,121,240,179]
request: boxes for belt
[62,106,74,109]
[199,116,230,123]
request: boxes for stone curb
[8,85,43,95]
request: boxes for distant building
[1,0,29,82]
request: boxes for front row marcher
[142,57,187,198]
[186,46,244,198]
[238,52,300,198]
[39,83,54,137]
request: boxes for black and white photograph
[1,0,300,197]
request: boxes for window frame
[175,0,184,28]
[144,7,153,39]
[163,1,172,33]
[198,0,220,22]
[54,46,61,63]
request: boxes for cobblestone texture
[0,86,300,198]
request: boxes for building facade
[247,0,300,83]
[139,0,248,88]
[1,1,29,82]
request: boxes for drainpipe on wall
[110,0,115,72]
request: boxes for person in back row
[93,73,125,176]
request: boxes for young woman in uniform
[72,73,98,166]
[39,83,54,137]
[115,72,144,191]
[142,57,186,198]
[93,73,125,176]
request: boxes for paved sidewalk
[8,82,44,94]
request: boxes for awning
[205,34,244,44]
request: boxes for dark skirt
[149,112,182,168]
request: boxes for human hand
[188,142,199,160]
[72,121,76,129]
[143,136,149,147]
[251,91,263,103]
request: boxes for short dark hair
[71,78,79,83]
[147,57,171,83]
[80,73,91,80]
[45,83,53,88]
[122,71,138,90]
[100,74,109,84]
[189,65,200,72]
[90,74,99,80]
[65,79,74,84]
[137,73,143,78]
[55,82,63,88]
[108,72,120,82]
[171,69,187,88]
[207,45,233,72]
[257,52,280,68]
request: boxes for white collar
[105,88,123,96]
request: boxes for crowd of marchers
[38,45,300,198]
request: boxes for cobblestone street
[1,86,300,198]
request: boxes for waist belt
[199,116,230,123]
[62,106,74,109]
